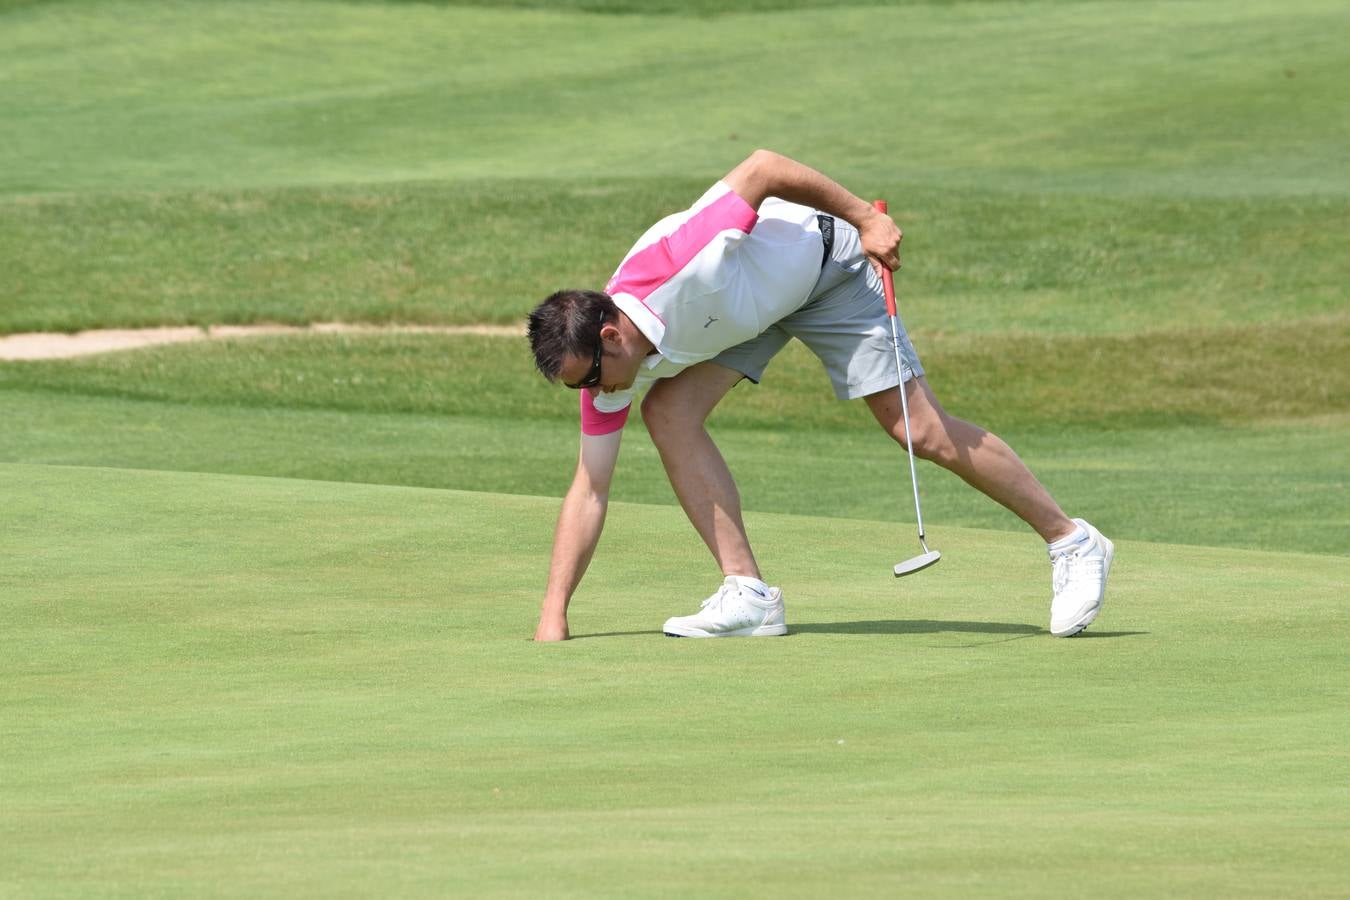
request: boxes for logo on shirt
[704,316,719,328]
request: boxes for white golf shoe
[662,577,787,638]
[1049,518,1114,637]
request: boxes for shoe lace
[1051,554,1070,594]
[1051,545,1103,593]
[699,583,736,611]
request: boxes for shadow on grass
[792,620,1043,636]
[793,621,1149,641]
[566,623,1148,641]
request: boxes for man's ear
[599,322,623,344]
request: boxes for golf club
[874,199,941,577]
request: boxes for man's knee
[889,408,955,464]
[641,390,700,442]
[639,391,666,432]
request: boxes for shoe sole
[663,623,788,638]
[1052,529,1115,637]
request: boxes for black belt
[817,214,834,268]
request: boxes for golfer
[527,150,1113,641]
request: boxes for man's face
[558,327,642,394]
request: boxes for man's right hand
[860,206,903,278]
[533,428,623,645]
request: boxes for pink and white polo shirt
[581,181,825,435]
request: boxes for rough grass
[4,181,1347,334]
[3,319,1346,429]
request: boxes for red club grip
[872,199,897,317]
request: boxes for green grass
[4,464,1348,897]
[3,0,1348,893]
[2,384,1347,556]
[3,321,1348,430]
[5,181,1348,334]
[4,0,1347,194]
[3,0,1348,333]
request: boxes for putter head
[894,549,941,577]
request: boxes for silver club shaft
[889,313,928,548]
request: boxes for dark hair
[526,289,618,382]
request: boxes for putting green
[4,463,1346,896]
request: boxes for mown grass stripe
[4,1,1347,195]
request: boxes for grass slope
[4,387,1349,555]
[3,463,1347,897]
[3,328,1347,554]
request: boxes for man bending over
[526,150,1113,641]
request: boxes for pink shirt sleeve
[580,390,631,436]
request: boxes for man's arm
[534,428,623,641]
[722,149,903,272]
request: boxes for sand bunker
[0,323,523,361]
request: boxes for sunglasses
[564,338,604,390]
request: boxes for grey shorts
[711,218,924,400]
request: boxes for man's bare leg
[869,376,1114,635]
[640,362,760,577]
[865,377,1076,543]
